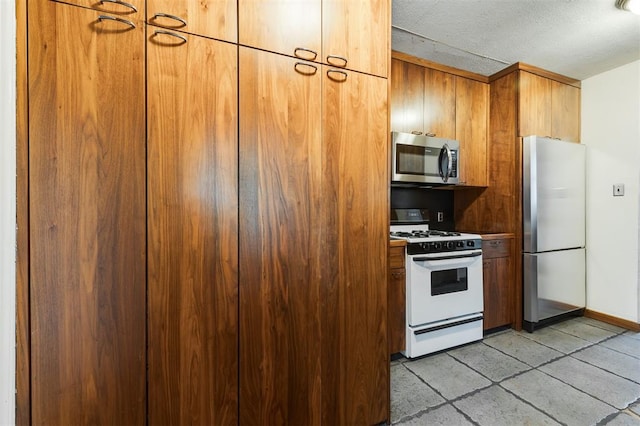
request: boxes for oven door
[406,250,483,327]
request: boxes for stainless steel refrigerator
[522,136,586,332]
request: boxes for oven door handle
[413,252,482,262]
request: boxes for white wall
[0,0,17,424]
[582,60,640,323]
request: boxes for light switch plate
[613,184,625,196]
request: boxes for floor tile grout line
[496,382,569,426]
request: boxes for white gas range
[391,212,484,358]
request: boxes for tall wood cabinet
[21,0,390,424]
[147,31,239,424]
[239,47,388,425]
[27,2,146,423]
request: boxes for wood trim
[16,0,30,422]
[391,50,489,83]
[584,310,640,332]
[489,62,581,88]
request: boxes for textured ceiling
[392,0,640,80]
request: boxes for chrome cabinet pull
[411,131,423,135]
[326,54,348,67]
[152,30,188,44]
[98,15,136,29]
[294,47,318,61]
[326,69,348,82]
[99,0,137,13]
[294,62,318,75]
[425,132,436,137]
[151,13,187,27]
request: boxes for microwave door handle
[438,143,452,182]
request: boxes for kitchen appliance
[522,136,586,332]
[391,132,460,186]
[390,209,483,358]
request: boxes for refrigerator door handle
[523,253,539,323]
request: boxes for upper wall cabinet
[456,77,488,187]
[519,71,580,142]
[147,0,237,42]
[238,0,389,77]
[390,58,455,138]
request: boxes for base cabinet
[389,243,406,354]
[482,234,515,330]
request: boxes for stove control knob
[456,241,464,248]
[446,241,455,249]
[467,240,475,247]
[433,242,442,250]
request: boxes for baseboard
[584,309,640,332]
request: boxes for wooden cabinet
[28,2,146,423]
[238,0,389,77]
[239,46,388,425]
[519,71,581,142]
[390,58,455,138]
[147,31,238,424]
[389,242,406,354]
[456,77,488,186]
[390,54,488,186]
[147,0,237,41]
[481,234,515,330]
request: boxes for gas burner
[390,229,461,239]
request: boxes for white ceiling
[392,0,640,80]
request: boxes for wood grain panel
[483,256,513,330]
[238,0,321,61]
[518,71,552,138]
[51,0,144,16]
[322,68,389,425]
[323,0,390,77]
[28,3,146,423]
[390,58,406,132]
[455,77,488,186]
[147,31,238,425]
[147,0,236,42]
[16,0,29,422]
[239,47,323,426]
[551,80,581,142]
[390,60,424,134]
[424,68,455,139]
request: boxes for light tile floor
[391,317,640,425]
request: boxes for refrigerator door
[523,248,586,323]
[523,136,586,253]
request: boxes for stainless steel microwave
[391,132,460,185]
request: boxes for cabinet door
[424,68,456,139]
[388,246,406,355]
[147,0,236,42]
[323,0,389,77]
[322,68,389,425]
[518,71,552,138]
[239,47,323,425]
[390,59,424,134]
[238,0,321,62]
[147,31,238,424]
[28,3,146,424]
[456,77,488,186]
[551,80,581,142]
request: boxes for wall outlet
[613,184,625,196]
[437,211,444,222]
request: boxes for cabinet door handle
[294,62,318,75]
[152,30,188,45]
[99,0,137,13]
[425,132,436,137]
[294,47,318,61]
[411,131,423,135]
[326,69,348,82]
[327,55,348,68]
[97,15,136,29]
[150,12,187,28]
